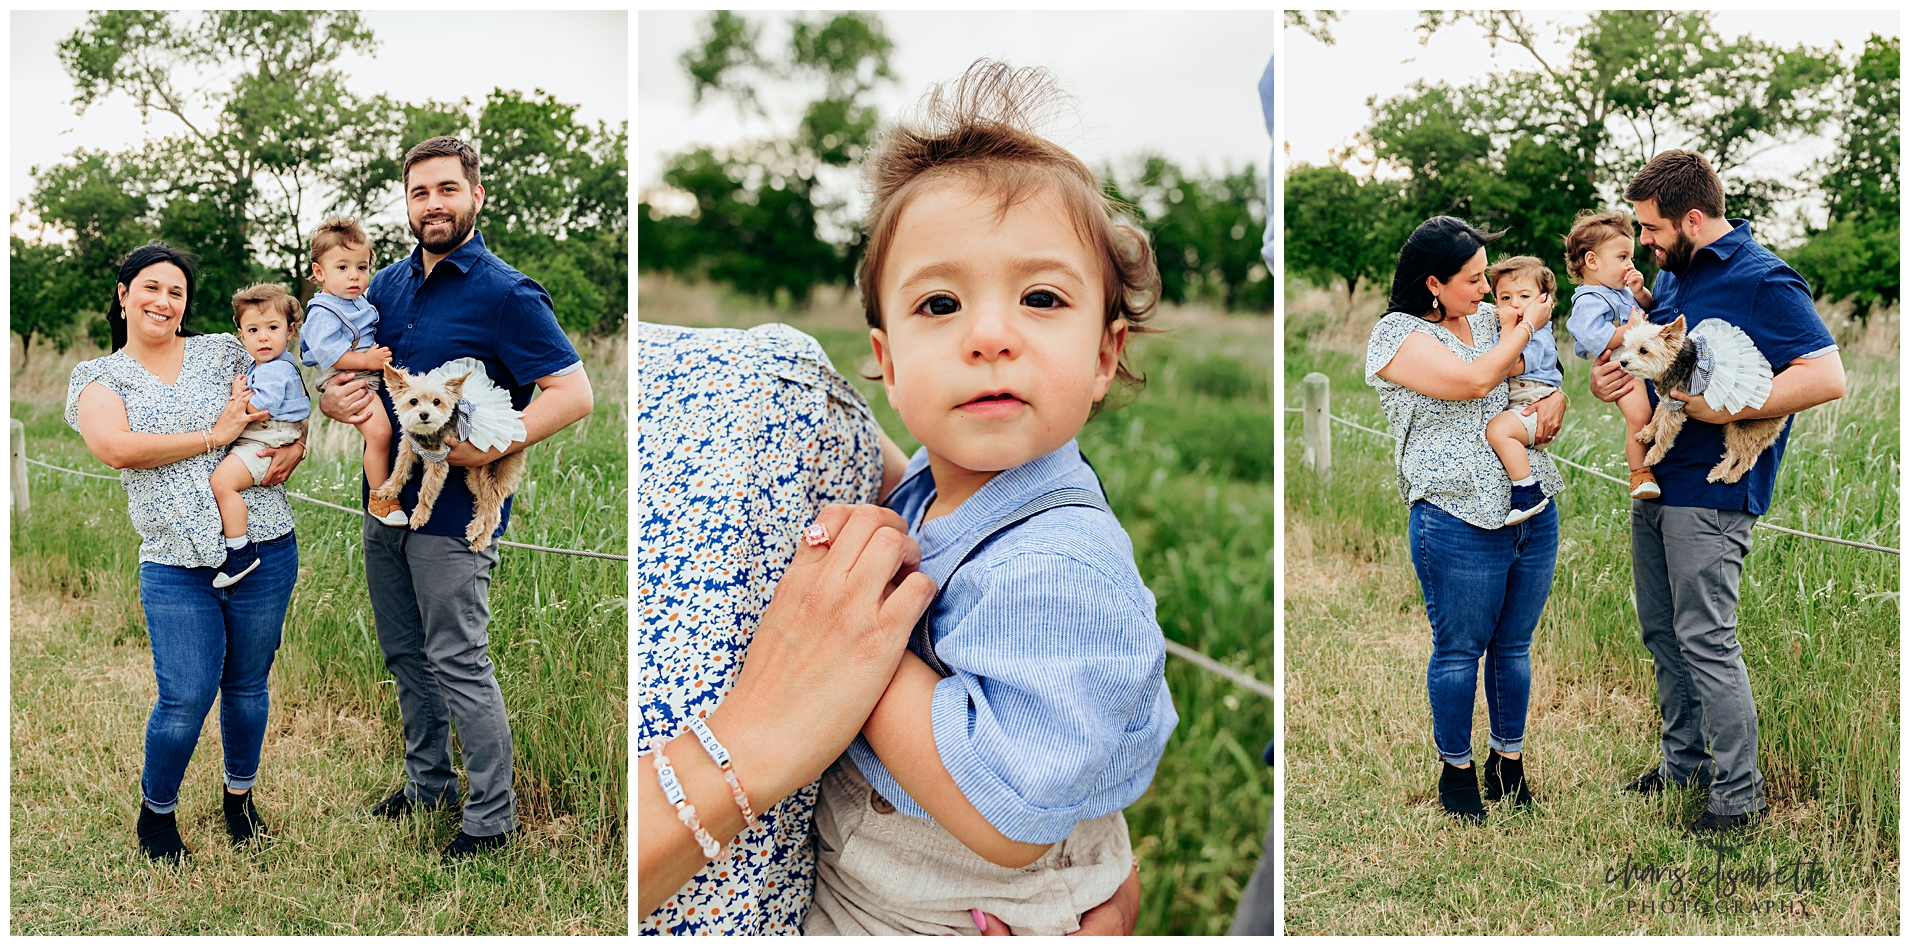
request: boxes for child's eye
[922,295,959,317]
[1023,290,1060,309]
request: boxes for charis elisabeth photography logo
[1602,830,1829,920]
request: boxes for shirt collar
[912,440,1089,555]
[1696,218,1753,264]
[405,228,489,275]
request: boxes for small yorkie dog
[374,361,528,551]
[1612,313,1787,484]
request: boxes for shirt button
[869,790,896,814]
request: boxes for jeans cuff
[143,794,180,814]
[1488,735,1523,754]
[1439,748,1474,766]
[225,770,259,791]
[462,812,520,837]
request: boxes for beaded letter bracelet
[685,716,756,828]
[651,739,721,859]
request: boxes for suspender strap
[910,486,1111,678]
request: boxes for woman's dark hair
[1386,216,1505,322]
[107,241,201,352]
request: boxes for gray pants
[1227,804,1277,935]
[1631,501,1766,816]
[363,516,518,836]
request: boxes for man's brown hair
[231,283,302,330]
[1488,255,1556,299]
[310,216,370,265]
[1623,150,1726,226]
[1563,210,1634,284]
[856,60,1160,391]
[403,135,482,191]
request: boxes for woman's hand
[211,377,270,447]
[1523,293,1554,332]
[638,503,937,919]
[1521,389,1566,445]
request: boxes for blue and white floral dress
[1365,304,1564,529]
[637,322,885,935]
[65,333,296,567]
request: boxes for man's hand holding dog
[1590,351,1635,403]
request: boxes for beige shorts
[1506,379,1559,442]
[315,365,384,393]
[804,756,1133,937]
[228,419,302,485]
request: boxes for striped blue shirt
[845,441,1179,844]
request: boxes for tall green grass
[644,276,1276,935]
[1283,291,1898,933]
[9,335,626,932]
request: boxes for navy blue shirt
[1642,219,1836,515]
[364,230,581,538]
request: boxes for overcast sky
[1283,9,1899,234]
[10,10,628,239]
[639,10,1278,204]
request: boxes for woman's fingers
[790,504,858,569]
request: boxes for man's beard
[1656,229,1696,275]
[411,203,477,254]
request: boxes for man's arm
[860,651,1056,869]
[1668,350,1845,424]
[445,365,594,466]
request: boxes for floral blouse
[65,333,296,567]
[1365,304,1564,529]
[637,322,885,935]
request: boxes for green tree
[639,11,896,304]
[1110,158,1273,313]
[1790,34,1900,318]
[1283,163,1402,303]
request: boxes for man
[1591,150,1844,834]
[320,136,595,859]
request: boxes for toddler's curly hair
[856,60,1161,391]
[1488,255,1557,298]
[1563,210,1635,285]
[230,283,302,331]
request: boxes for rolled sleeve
[1751,269,1838,369]
[925,550,1175,844]
[495,280,581,387]
[299,305,360,371]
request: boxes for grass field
[1282,284,1899,934]
[9,333,627,934]
[639,274,1277,935]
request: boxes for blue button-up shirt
[1643,220,1837,515]
[363,230,581,538]
[845,442,1179,844]
[1516,322,1563,388]
[247,351,310,421]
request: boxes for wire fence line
[1283,405,1899,555]
[23,454,629,562]
[26,454,1277,698]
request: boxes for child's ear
[869,327,897,392]
[1091,318,1130,402]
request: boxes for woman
[636,322,1139,934]
[66,242,307,862]
[1364,217,1565,822]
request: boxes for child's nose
[964,304,1020,361]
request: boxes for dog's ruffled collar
[1671,335,1715,411]
[404,432,452,464]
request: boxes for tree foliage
[640,11,894,305]
[1282,164,1404,303]
[1109,158,1273,312]
[1789,34,1900,318]
[14,10,626,353]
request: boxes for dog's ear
[383,364,407,393]
[1666,315,1686,342]
[443,372,471,400]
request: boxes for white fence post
[1302,372,1331,476]
[11,418,28,515]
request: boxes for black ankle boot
[136,804,191,864]
[1438,762,1487,823]
[223,789,269,846]
[1483,750,1534,807]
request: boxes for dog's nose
[419,412,431,423]
[1618,360,1628,368]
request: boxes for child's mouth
[959,391,1025,416]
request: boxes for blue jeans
[1408,503,1558,766]
[137,531,297,812]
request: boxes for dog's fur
[373,364,528,551]
[1612,315,1789,483]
